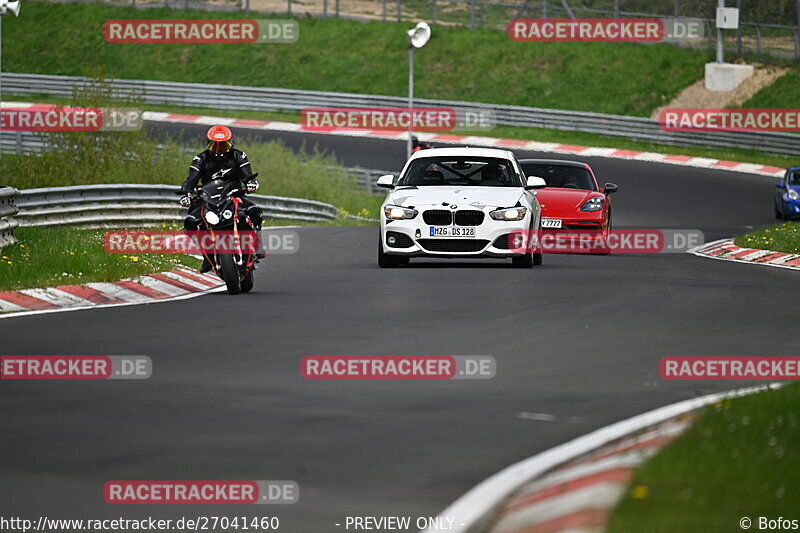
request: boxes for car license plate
[542,218,562,229]
[429,227,476,237]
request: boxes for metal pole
[382,0,386,21]
[736,0,741,57]
[716,0,724,64]
[335,0,339,17]
[432,0,436,24]
[470,0,475,28]
[323,0,327,17]
[407,45,413,160]
[397,0,401,22]
[287,0,291,15]
[542,0,547,18]
[796,0,800,62]
[613,0,619,18]
[674,0,678,17]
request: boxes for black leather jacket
[180,148,254,194]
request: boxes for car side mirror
[525,176,547,190]
[776,181,786,189]
[603,182,619,194]
[377,175,395,189]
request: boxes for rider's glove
[246,179,259,193]
[179,195,192,207]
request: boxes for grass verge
[0,226,199,291]
[10,93,799,170]
[6,1,713,117]
[607,384,799,533]
[733,221,800,253]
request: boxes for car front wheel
[378,238,406,268]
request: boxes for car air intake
[423,210,453,225]
[417,239,489,253]
[454,210,484,226]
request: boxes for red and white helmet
[206,125,233,156]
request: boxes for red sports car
[519,159,618,252]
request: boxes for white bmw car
[377,147,546,268]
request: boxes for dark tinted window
[400,157,523,187]
[521,163,596,191]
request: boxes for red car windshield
[522,163,597,191]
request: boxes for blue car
[775,167,800,220]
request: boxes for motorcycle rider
[411,136,432,153]
[179,125,265,273]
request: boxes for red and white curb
[689,239,800,271]
[2,102,784,178]
[484,417,691,533]
[421,384,780,533]
[0,265,223,318]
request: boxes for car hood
[535,188,602,215]
[390,186,525,209]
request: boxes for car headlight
[384,205,418,220]
[204,210,220,225]
[580,196,604,212]
[788,189,800,201]
[490,207,527,221]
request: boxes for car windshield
[521,163,597,191]
[399,157,523,187]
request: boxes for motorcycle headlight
[205,210,220,225]
[580,196,604,212]
[384,205,418,220]
[490,207,527,221]
[788,189,800,201]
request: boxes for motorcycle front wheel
[220,254,242,295]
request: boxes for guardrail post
[336,0,340,18]
[613,0,619,18]
[432,0,436,24]
[796,0,800,62]
[287,0,292,15]
[470,0,475,28]
[323,0,327,17]
[15,131,21,154]
[542,0,548,18]
[397,0,401,22]
[674,0,679,17]
[0,187,19,251]
[756,25,762,54]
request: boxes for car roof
[409,147,516,161]
[519,159,591,168]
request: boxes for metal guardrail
[0,131,394,195]
[4,72,800,156]
[0,187,20,250]
[13,184,340,228]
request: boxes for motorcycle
[178,173,261,295]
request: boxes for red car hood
[536,188,603,217]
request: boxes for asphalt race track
[1,128,797,532]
